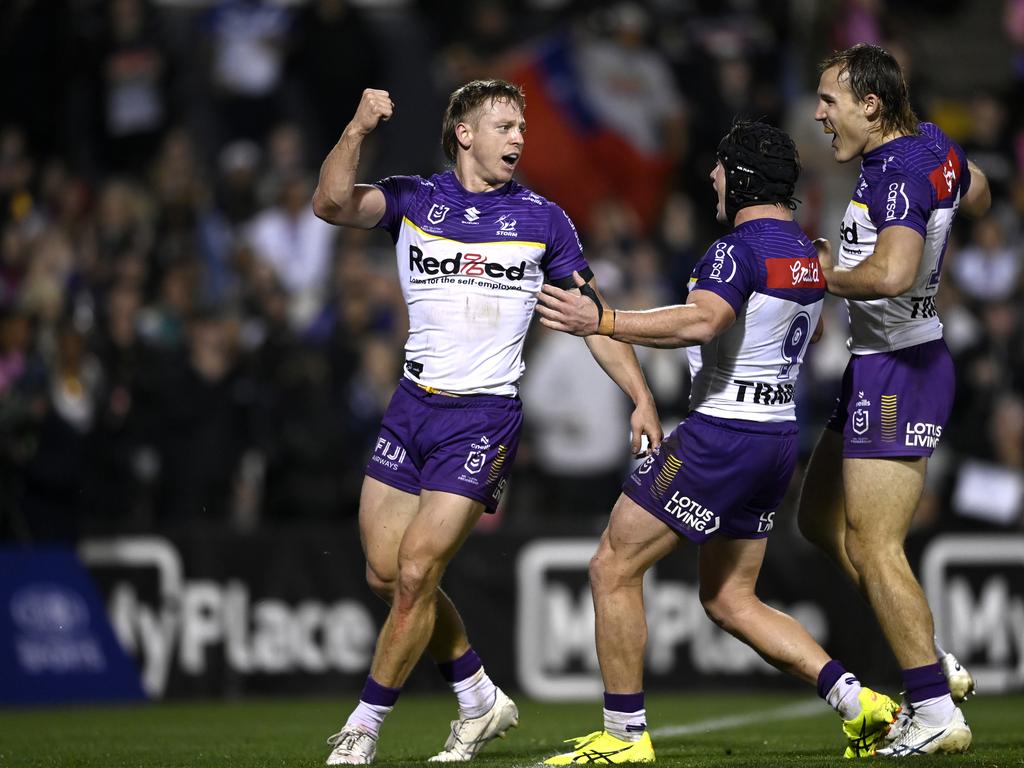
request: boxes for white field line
[651,699,828,738]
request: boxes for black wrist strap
[578,282,603,326]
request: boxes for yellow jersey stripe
[404,217,546,249]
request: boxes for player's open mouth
[822,123,837,146]
[501,153,519,169]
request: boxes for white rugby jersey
[686,219,825,422]
[837,122,971,354]
[374,171,589,396]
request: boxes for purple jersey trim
[688,220,824,311]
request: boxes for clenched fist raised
[350,88,394,136]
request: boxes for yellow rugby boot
[544,730,655,764]
[842,688,901,758]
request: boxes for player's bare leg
[842,456,934,669]
[797,430,862,589]
[698,534,899,757]
[842,456,970,755]
[698,536,829,684]
[359,478,471,663]
[370,489,483,686]
[543,495,674,765]
[590,494,679,693]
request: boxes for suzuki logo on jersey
[427,204,450,225]
[464,206,481,223]
[856,177,869,198]
[495,214,518,237]
[408,245,526,280]
[885,182,910,222]
[766,259,824,288]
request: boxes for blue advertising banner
[0,548,146,705]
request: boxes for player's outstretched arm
[814,229,923,300]
[536,272,735,348]
[312,88,392,228]
[960,159,991,219]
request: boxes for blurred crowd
[0,0,1021,541]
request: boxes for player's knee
[395,557,441,603]
[699,588,753,633]
[843,528,901,572]
[365,564,395,603]
[588,546,632,594]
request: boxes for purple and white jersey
[375,171,588,396]
[838,122,971,354]
[686,219,825,422]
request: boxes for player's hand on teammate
[351,89,394,136]
[813,237,834,273]
[535,271,600,336]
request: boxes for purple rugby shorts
[623,411,799,544]
[365,378,522,512]
[826,338,954,458]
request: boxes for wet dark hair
[820,43,919,137]
[717,120,800,222]
[441,79,526,164]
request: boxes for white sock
[910,694,955,727]
[452,667,498,719]
[827,675,863,721]
[345,701,392,737]
[603,707,647,742]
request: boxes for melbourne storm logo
[495,214,518,237]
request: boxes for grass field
[1,692,1023,767]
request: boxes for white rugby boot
[326,726,377,765]
[428,687,519,762]
[876,707,971,757]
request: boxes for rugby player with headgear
[311,81,662,765]
[536,120,899,764]
[799,43,990,758]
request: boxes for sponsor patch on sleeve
[766,258,825,288]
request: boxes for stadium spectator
[244,173,336,333]
[93,0,173,175]
[201,0,294,147]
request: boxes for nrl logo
[427,204,449,225]
[852,408,870,435]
